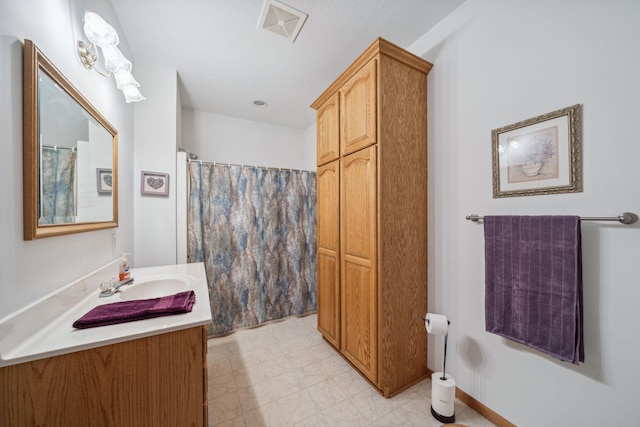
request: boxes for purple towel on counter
[73,291,196,329]
[484,216,584,364]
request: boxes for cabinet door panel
[341,149,376,259]
[316,93,340,166]
[0,328,206,427]
[316,162,340,346]
[341,147,377,383]
[340,60,376,156]
[317,249,339,346]
[342,257,376,381]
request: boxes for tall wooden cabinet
[312,38,432,397]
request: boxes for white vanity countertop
[0,261,212,368]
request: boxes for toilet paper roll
[425,313,448,335]
[432,372,456,401]
[431,372,456,417]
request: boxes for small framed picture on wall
[96,168,113,194]
[140,171,170,196]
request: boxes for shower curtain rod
[178,147,198,160]
[465,212,638,225]
[42,145,76,152]
[187,158,313,173]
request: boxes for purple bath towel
[484,216,584,364]
[73,290,196,329]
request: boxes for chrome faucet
[99,277,134,298]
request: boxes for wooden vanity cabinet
[0,325,208,427]
[312,38,432,397]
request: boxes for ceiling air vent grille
[258,0,308,43]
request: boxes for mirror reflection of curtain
[188,162,317,336]
[40,147,77,224]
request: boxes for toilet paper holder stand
[423,316,451,381]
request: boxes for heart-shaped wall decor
[146,177,164,190]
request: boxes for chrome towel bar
[465,212,638,225]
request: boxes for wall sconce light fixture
[77,11,145,103]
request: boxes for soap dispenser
[119,253,131,282]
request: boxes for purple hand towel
[484,216,584,364]
[73,290,196,329]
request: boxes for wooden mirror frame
[23,39,118,240]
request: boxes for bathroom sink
[0,262,211,369]
[117,274,196,300]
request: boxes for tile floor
[207,314,496,427]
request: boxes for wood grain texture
[317,161,341,347]
[312,39,431,397]
[22,39,37,241]
[317,250,340,347]
[316,94,340,166]
[0,326,207,427]
[310,37,433,109]
[455,388,517,427]
[201,325,209,425]
[340,60,377,156]
[341,147,377,383]
[377,53,429,395]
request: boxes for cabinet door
[316,161,340,347]
[340,146,377,383]
[316,93,340,166]
[0,328,206,427]
[340,60,376,157]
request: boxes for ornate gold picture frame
[491,104,582,198]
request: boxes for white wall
[133,63,179,268]
[182,109,311,171]
[302,122,317,172]
[410,1,640,425]
[0,0,135,318]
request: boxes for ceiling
[110,0,466,130]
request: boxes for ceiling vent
[258,0,308,43]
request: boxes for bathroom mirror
[23,39,118,240]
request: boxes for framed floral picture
[96,168,113,194]
[140,171,169,196]
[491,104,582,198]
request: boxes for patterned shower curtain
[187,162,317,336]
[40,148,76,224]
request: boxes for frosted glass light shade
[113,71,140,89]
[102,45,132,74]
[83,12,119,47]
[122,85,145,103]
[78,11,145,102]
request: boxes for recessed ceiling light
[253,100,268,108]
